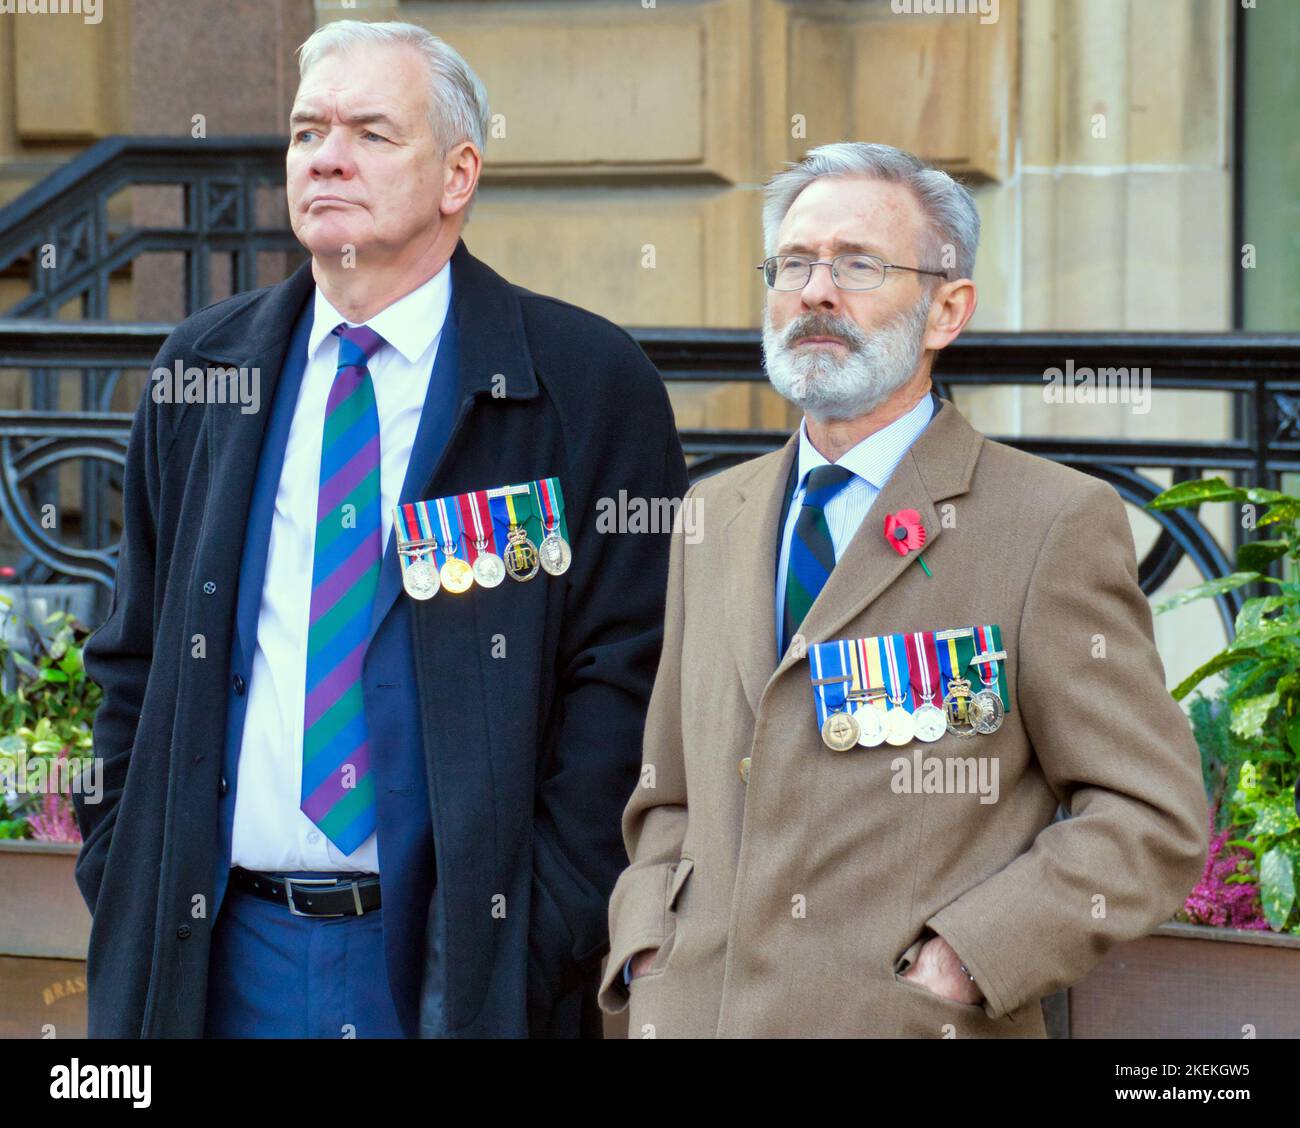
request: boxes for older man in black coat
[71,20,686,1038]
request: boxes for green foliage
[0,594,100,838]
[1150,477,1300,932]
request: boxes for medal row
[807,625,1010,752]
[394,476,571,601]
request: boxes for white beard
[762,294,931,421]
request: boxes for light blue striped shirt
[775,392,936,649]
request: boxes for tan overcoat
[599,394,1210,1037]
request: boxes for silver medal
[912,702,947,742]
[472,551,506,589]
[971,689,1005,734]
[539,532,572,576]
[854,704,887,748]
[402,558,440,600]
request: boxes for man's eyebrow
[776,240,888,256]
[289,107,403,132]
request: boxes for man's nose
[309,129,355,178]
[800,262,841,311]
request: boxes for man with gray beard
[599,142,1208,1037]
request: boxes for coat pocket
[666,855,694,914]
[892,935,928,977]
[636,856,695,981]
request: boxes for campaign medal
[969,624,1008,734]
[459,489,505,589]
[534,476,572,577]
[395,501,440,601]
[878,632,916,746]
[936,628,978,736]
[434,497,474,594]
[849,636,887,748]
[501,488,539,582]
[403,559,440,600]
[907,630,947,743]
[812,640,860,750]
[822,710,861,752]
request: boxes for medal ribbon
[504,488,527,536]
[810,642,826,728]
[545,476,570,541]
[845,636,863,707]
[396,503,420,548]
[809,640,851,729]
[859,636,887,715]
[907,630,941,707]
[936,632,962,718]
[414,500,436,553]
[535,477,559,534]
[973,623,1011,711]
[395,502,423,577]
[488,489,512,546]
[810,641,831,729]
[831,640,851,715]
[936,632,959,691]
[877,632,914,710]
[456,490,493,564]
[434,496,460,567]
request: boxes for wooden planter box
[0,839,90,1038]
[1066,920,1300,1038]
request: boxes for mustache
[780,313,868,350]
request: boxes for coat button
[176,924,192,940]
[739,757,751,784]
[203,580,216,594]
[233,674,245,695]
[218,775,228,797]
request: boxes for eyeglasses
[758,253,948,292]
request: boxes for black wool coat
[71,239,689,1037]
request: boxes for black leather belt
[229,866,382,917]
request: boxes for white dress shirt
[774,392,935,647]
[231,263,453,874]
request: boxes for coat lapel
[722,435,799,714]
[188,262,317,608]
[726,396,983,716]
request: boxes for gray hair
[762,142,980,282]
[296,20,491,158]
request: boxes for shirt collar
[796,391,935,492]
[307,261,453,365]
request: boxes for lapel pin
[883,508,931,577]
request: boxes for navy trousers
[203,870,406,1038]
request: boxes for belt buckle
[283,876,350,918]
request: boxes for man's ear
[922,279,977,352]
[440,141,481,219]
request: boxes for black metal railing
[4,319,1298,635]
[0,136,300,320]
[1,137,1296,635]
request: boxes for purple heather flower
[1182,808,1271,930]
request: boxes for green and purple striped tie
[302,323,384,854]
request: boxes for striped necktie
[782,463,855,655]
[301,323,384,854]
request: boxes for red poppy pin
[883,509,932,577]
